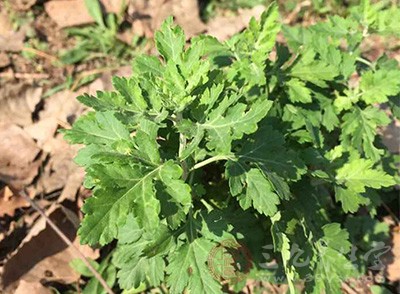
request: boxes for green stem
[187,207,195,242]
[200,199,213,212]
[176,112,189,181]
[356,57,375,70]
[191,155,232,171]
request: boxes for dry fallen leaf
[386,226,400,282]
[39,89,85,125]
[44,0,95,28]
[361,35,385,63]
[0,124,42,189]
[0,84,42,126]
[171,0,206,38]
[30,78,108,197]
[58,168,85,203]
[45,0,126,28]
[2,205,98,288]
[0,52,11,68]
[0,11,13,35]
[39,76,109,125]
[129,0,205,39]
[14,280,52,294]
[206,5,265,41]
[0,187,29,218]
[24,117,59,147]
[11,0,37,11]
[0,31,25,52]
[95,66,132,91]
[128,0,159,38]
[101,0,126,14]
[39,134,83,197]
[153,0,206,38]
[18,236,99,286]
[381,120,400,154]
[0,12,25,52]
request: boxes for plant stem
[176,112,189,181]
[187,207,195,242]
[191,155,232,171]
[356,57,374,70]
[200,199,213,212]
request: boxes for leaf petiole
[190,155,233,171]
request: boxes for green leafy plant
[60,0,142,65]
[65,1,399,293]
[200,0,267,21]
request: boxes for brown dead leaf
[2,205,98,288]
[386,226,400,282]
[24,117,59,147]
[44,0,95,28]
[101,0,126,14]
[96,66,132,91]
[0,12,25,52]
[129,0,205,39]
[127,0,157,38]
[361,35,385,62]
[0,52,10,67]
[39,76,108,125]
[131,17,152,38]
[14,280,52,294]
[117,29,136,45]
[0,84,42,126]
[0,124,42,189]
[170,0,206,38]
[0,187,29,218]
[150,0,206,38]
[0,12,13,35]
[113,65,133,78]
[0,220,27,263]
[20,201,47,227]
[39,89,85,125]
[381,120,400,154]
[11,0,37,11]
[58,168,85,203]
[206,5,265,41]
[39,134,83,198]
[32,78,107,196]
[0,31,25,52]
[17,234,99,286]
[45,0,126,28]
[88,76,107,92]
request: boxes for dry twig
[22,47,60,64]
[0,72,50,79]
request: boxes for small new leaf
[155,16,185,63]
